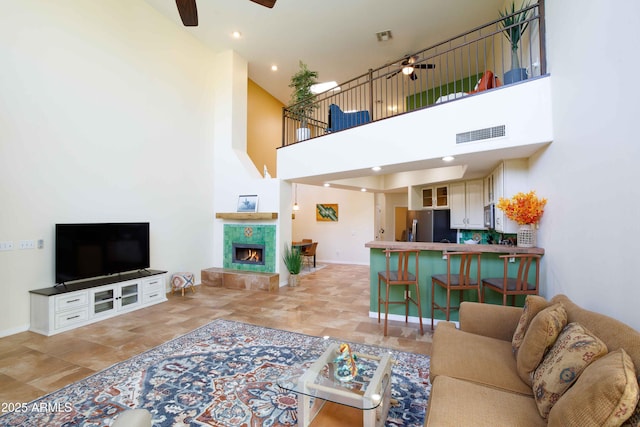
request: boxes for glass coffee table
[278,341,393,427]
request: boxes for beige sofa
[425,294,640,426]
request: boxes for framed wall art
[316,203,338,221]
[237,195,258,213]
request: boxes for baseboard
[0,323,30,338]
[368,311,459,328]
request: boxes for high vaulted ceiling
[145,0,506,105]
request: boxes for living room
[1,0,640,424]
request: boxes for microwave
[484,204,495,229]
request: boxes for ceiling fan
[387,55,435,81]
[175,0,277,27]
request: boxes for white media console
[29,270,167,336]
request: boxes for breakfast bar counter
[365,241,544,325]
[365,240,544,255]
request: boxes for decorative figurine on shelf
[333,343,359,382]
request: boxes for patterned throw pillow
[623,376,640,427]
[516,303,567,386]
[512,295,548,356]
[532,322,608,418]
[548,349,640,427]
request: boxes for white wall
[529,0,640,330]
[0,1,219,336]
[292,185,373,265]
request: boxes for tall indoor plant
[282,244,303,287]
[288,60,318,141]
[499,1,531,84]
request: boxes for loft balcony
[277,2,551,189]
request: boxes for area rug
[0,319,430,426]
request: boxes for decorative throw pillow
[532,322,608,418]
[512,295,548,356]
[623,396,640,427]
[548,349,640,427]
[516,303,567,386]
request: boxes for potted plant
[282,244,303,287]
[499,1,531,84]
[288,60,318,141]
[497,190,547,247]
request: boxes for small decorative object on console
[334,343,359,382]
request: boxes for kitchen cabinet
[450,180,484,229]
[422,185,449,208]
[491,159,529,233]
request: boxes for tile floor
[0,263,432,407]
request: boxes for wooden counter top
[365,240,544,255]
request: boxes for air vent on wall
[456,125,506,144]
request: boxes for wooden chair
[302,242,318,270]
[301,238,312,243]
[482,254,541,306]
[431,252,481,329]
[377,249,423,336]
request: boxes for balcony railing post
[538,0,547,75]
[368,68,374,121]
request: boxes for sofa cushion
[548,349,640,427]
[517,303,567,386]
[431,322,533,395]
[512,295,548,356]
[425,376,546,427]
[532,322,608,418]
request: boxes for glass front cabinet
[91,282,141,317]
[422,185,449,208]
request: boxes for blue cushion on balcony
[327,104,370,132]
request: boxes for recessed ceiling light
[232,31,241,39]
[442,156,455,162]
[323,183,330,187]
[361,188,367,192]
[371,166,381,172]
[271,65,278,71]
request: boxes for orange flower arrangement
[497,191,547,225]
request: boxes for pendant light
[293,183,300,211]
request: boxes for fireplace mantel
[215,212,278,220]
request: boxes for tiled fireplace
[223,224,276,273]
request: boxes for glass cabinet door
[93,289,114,315]
[120,283,139,308]
[422,188,434,207]
[435,186,448,207]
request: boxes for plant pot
[288,273,300,287]
[296,128,310,142]
[517,224,536,248]
[504,68,528,85]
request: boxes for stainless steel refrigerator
[407,209,457,243]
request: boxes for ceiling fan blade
[250,0,277,8]
[386,70,401,80]
[176,0,198,26]
[414,63,436,69]
[409,72,419,81]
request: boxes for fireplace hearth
[232,243,265,266]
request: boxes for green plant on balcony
[499,1,531,82]
[288,60,318,138]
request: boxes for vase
[517,224,536,248]
[288,274,299,287]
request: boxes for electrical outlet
[509,257,515,263]
[19,240,36,250]
[0,241,14,251]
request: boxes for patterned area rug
[0,320,430,426]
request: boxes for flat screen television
[55,222,150,284]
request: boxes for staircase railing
[282,1,544,147]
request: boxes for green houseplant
[499,1,531,84]
[282,244,303,286]
[288,60,318,141]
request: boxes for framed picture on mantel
[237,195,258,213]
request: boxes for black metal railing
[282,2,544,147]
